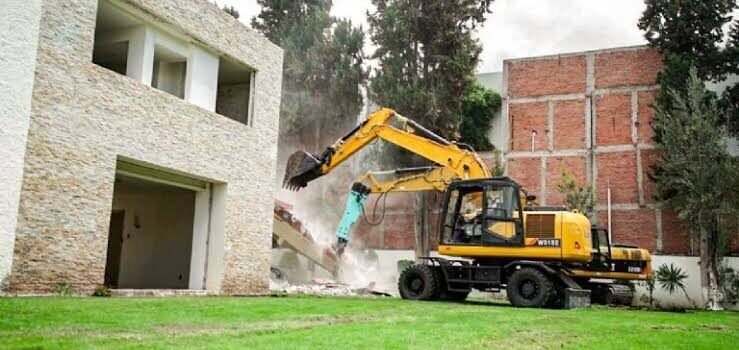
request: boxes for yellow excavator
[284,108,651,308]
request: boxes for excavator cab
[589,227,613,271]
[439,178,525,247]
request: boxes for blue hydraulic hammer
[335,182,372,256]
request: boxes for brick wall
[503,46,702,254]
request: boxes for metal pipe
[607,179,612,243]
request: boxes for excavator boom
[283,108,491,190]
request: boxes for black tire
[398,264,440,300]
[506,267,554,308]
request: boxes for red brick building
[503,45,694,254]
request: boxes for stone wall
[6,0,282,294]
[0,0,43,291]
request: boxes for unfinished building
[0,0,283,295]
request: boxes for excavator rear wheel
[398,264,440,300]
[506,267,554,308]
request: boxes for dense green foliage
[650,69,739,309]
[638,0,739,309]
[459,82,501,151]
[2,296,738,349]
[638,0,739,134]
[368,0,494,142]
[252,1,367,137]
[221,4,240,19]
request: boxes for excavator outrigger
[284,108,651,308]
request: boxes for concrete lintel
[592,85,659,96]
[636,143,658,150]
[506,150,589,159]
[502,44,650,65]
[595,203,656,211]
[595,203,639,211]
[594,144,637,153]
[509,93,585,104]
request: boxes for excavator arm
[283,108,492,190]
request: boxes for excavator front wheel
[506,267,554,308]
[398,264,440,300]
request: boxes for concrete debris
[271,277,391,297]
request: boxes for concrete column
[125,27,155,85]
[189,185,211,290]
[185,46,220,112]
[205,184,227,292]
[0,0,43,290]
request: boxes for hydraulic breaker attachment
[335,182,371,256]
[283,150,326,190]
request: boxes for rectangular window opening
[92,1,140,75]
[216,57,256,126]
[152,45,187,99]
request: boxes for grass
[0,296,737,350]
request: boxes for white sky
[218,0,734,73]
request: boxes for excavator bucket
[283,150,325,190]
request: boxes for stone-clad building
[1,0,283,294]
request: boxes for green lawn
[0,296,737,350]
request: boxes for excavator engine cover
[283,151,324,190]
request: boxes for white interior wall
[93,3,220,111]
[0,0,43,290]
[186,46,220,112]
[111,180,196,289]
[153,60,187,98]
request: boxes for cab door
[590,227,612,271]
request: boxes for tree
[367,0,493,260]
[252,1,367,140]
[222,5,240,19]
[650,69,739,310]
[638,0,736,81]
[555,169,595,219]
[459,82,502,152]
[368,0,494,142]
[638,0,738,134]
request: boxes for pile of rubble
[271,277,391,297]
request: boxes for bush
[93,284,111,297]
[54,283,73,296]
